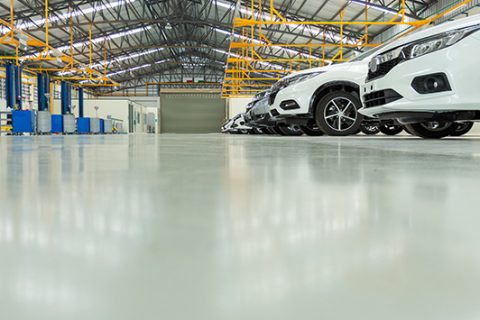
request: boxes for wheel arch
[308,81,360,115]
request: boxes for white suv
[359,15,480,138]
[221,113,251,134]
[268,47,387,136]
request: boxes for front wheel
[404,122,458,139]
[274,125,303,136]
[261,127,273,134]
[450,122,474,137]
[250,128,263,134]
[315,91,363,136]
[300,122,324,136]
[267,127,278,134]
[380,124,403,136]
[360,123,380,135]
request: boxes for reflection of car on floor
[221,113,252,134]
[360,15,480,139]
[267,44,405,137]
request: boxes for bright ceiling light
[348,0,413,19]
[56,26,151,52]
[92,48,165,69]
[107,59,169,77]
[17,0,137,30]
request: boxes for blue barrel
[99,119,105,134]
[51,114,63,133]
[77,117,90,134]
[12,110,35,133]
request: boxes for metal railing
[0,111,12,135]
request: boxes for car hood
[282,59,368,80]
[375,14,480,54]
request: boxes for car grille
[367,58,401,81]
[364,89,403,108]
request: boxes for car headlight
[271,71,324,92]
[369,24,480,73]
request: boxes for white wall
[52,98,150,133]
[53,98,126,118]
[98,96,160,109]
[98,96,160,132]
[227,97,252,118]
[130,101,148,133]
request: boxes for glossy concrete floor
[1,133,480,320]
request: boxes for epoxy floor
[1,133,480,320]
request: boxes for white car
[359,14,480,138]
[221,113,252,134]
[268,46,394,136]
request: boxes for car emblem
[369,57,379,73]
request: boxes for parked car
[221,113,252,134]
[267,44,403,136]
[359,14,480,138]
[244,91,274,134]
[245,91,303,136]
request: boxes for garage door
[160,93,226,133]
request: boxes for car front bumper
[269,80,317,120]
[359,35,480,119]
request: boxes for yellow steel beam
[0,0,118,87]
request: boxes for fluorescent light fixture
[107,59,169,77]
[24,26,151,61]
[348,0,413,19]
[216,0,270,20]
[215,1,358,44]
[57,49,166,77]
[56,26,151,52]
[17,0,137,30]
[108,63,151,76]
[91,47,165,69]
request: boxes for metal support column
[5,63,14,109]
[44,74,50,111]
[78,87,84,118]
[14,65,22,110]
[60,81,72,115]
[37,73,45,111]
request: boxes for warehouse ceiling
[0,0,439,93]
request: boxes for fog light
[280,100,300,110]
[412,73,451,94]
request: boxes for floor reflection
[0,134,479,320]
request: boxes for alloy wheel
[324,97,358,132]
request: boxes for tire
[379,124,403,136]
[404,122,459,139]
[360,123,380,135]
[239,129,249,134]
[300,123,324,136]
[250,128,263,134]
[404,126,414,135]
[451,122,474,137]
[267,127,278,134]
[315,91,363,136]
[275,125,303,136]
[261,128,273,134]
